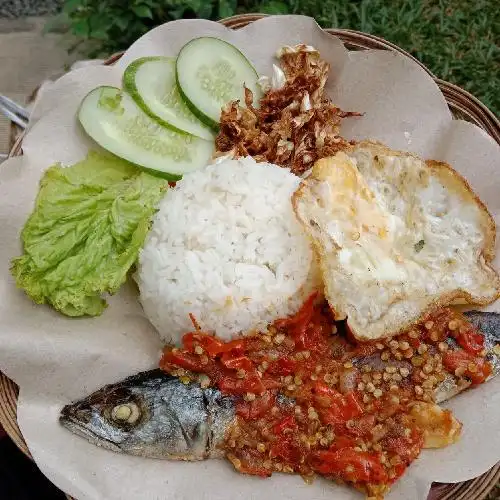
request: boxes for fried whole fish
[61,312,500,462]
[60,370,237,460]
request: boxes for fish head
[60,369,236,460]
[60,382,149,453]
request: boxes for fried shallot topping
[215,44,361,175]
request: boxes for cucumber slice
[78,86,214,181]
[176,37,261,129]
[123,57,214,141]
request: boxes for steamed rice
[138,156,319,344]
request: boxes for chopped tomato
[443,349,492,384]
[328,436,357,451]
[273,415,298,435]
[313,383,363,423]
[312,449,388,483]
[270,439,301,463]
[455,328,485,355]
[182,332,225,357]
[220,353,254,371]
[182,333,246,357]
[236,392,276,419]
[267,357,296,376]
[161,348,206,372]
[347,414,376,438]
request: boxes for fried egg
[293,141,500,341]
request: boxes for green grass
[291,0,499,116]
[57,0,500,115]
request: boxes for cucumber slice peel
[123,57,214,141]
[78,86,213,180]
[175,37,262,130]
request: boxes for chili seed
[468,363,478,373]
[376,343,384,350]
[400,367,410,377]
[294,375,303,386]
[237,369,246,379]
[395,352,403,360]
[308,410,319,420]
[284,375,293,384]
[373,389,383,398]
[392,373,403,382]
[287,384,296,391]
[363,394,371,403]
[199,375,211,389]
[425,321,434,330]
[412,356,425,367]
[455,366,466,377]
[417,344,428,354]
[245,392,256,401]
[403,348,414,359]
[331,325,338,334]
[366,382,376,393]
[194,345,204,355]
[344,361,354,369]
[385,366,397,374]
[381,351,391,361]
[358,382,366,391]
[179,376,191,385]
[438,342,449,352]
[310,374,318,381]
[399,341,410,351]
[274,334,285,344]
[415,385,424,395]
[408,330,419,339]
[257,443,266,453]
[448,320,458,331]
[423,364,433,374]
[389,384,399,391]
[315,365,322,374]
[389,340,399,349]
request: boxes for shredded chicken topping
[216,44,361,175]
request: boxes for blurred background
[0,0,498,497]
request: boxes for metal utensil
[0,95,29,129]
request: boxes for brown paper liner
[1,13,499,500]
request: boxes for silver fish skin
[60,370,236,460]
[350,311,500,403]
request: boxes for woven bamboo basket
[1,13,499,500]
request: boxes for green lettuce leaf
[11,151,168,316]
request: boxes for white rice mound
[137,156,319,344]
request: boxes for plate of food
[0,14,499,500]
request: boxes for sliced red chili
[455,328,485,355]
[219,374,265,395]
[220,353,254,372]
[236,391,276,419]
[160,348,204,372]
[273,415,297,435]
[443,349,492,384]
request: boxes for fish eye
[111,402,141,425]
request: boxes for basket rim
[2,12,499,500]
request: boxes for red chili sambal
[159,296,492,499]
